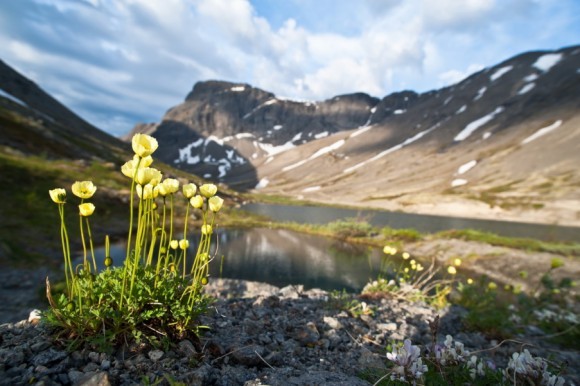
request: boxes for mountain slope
[131,45,580,225]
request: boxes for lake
[91,228,386,292]
[241,203,580,243]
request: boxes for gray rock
[32,349,67,366]
[75,371,110,386]
[147,349,164,362]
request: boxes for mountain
[129,45,580,226]
[0,60,134,265]
[0,59,129,160]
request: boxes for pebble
[0,278,577,385]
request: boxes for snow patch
[533,53,562,72]
[451,179,468,187]
[255,178,269,189]
[521,120,563,145]
[302,186,321,193]
[474,87,487,101]
[524,73,538,82]
[350,125,374,138]
[176,139,204,164]
[370,106,377,113]
[258,141,296,156]
[273,125,283,131]
[393,109,406,115]
[283,139,345,172]
[314,131,329,139]
[457,160,477,175]
[0,89,27,106]
[443,96,453,105]
[518,83,535,95]
[205,135,224,146]
[482,132,492,140]
[490,66,513,81]
[231,86,245,92]
[344,124,438,173]
[454,107,504,141]
[455,105,467,115]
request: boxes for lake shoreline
[305,195,580,228]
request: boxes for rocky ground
[0,278,578,386]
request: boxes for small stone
[88,352,100,363]
[83,362,100,372]
[28,309,42,324]
[100,360,111,371]
[32,349,67,366]
[148,349,164,362]
[292,322,320,346]
[323,316,343,330]
[30,341,51,353]
[75,371,111,386]
[178,340,197,356]
[377,322,397,331]
[231,345,265,367]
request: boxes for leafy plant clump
[44,133,224,348]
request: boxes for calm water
[241,203,580,243]
[91,228,386,292]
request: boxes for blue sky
[1,0,579,137]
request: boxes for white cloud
[0,0,578,136]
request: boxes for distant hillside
[0,60,134,265]
[130,45,580,225]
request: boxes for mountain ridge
[129,44,580,226]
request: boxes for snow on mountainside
[129,45,580,225]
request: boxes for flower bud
[199,183,217,198]
[179,239,189,250]
[201,224,213,235]
[208,196,224,212]
[49,188,66,204]
[169,240,179,249]
[190,195,204,209]
[182,183,197,198]
[79,203,96,217]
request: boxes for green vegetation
[44,134,223,348]
[359,245,575,385]
[436,228,580,256]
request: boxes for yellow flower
[49,188,66,204]
[169,240,179,249]
[179,239,189,250]
[79,203,95,217]
[454,258,462,266]
[447,266,457,275]
[416,264,424,271]
[410,259,416,266]
[201,224,213,235]
[162,178,180,194]
[404,267,409,273]
[136,184,155,199]
[121,159,136,178]
[190,195,204,209]
[383,246,397,255]
[488,282,497,290]
[402,252,410,260]
[209,196,224,212]
[72,181,97,199]
[467,278,474,285]
[182,183,197,198]
[199,183,217,198]
[550,258,564,270]
[139,155,153,168]
[136,167,162,186]
[132,133,158,157]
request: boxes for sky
[1,0,579,137]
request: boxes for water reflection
[212,228,382,291]
[87,228,385,292]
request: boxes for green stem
[85,217,97,272]
[181,203,190,278]
[120,157,141,308]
